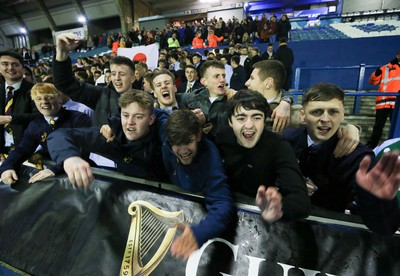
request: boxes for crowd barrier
[0,166,399,275]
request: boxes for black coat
[0,79,37,152]
[53,57,120,127]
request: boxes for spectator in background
[230,55,247,91]
[274,38,294,90]
[21,48,31,64]
[168,32,180,49]
[111,39,119,56]
[262,43,275,60]
[157,59,167,70]
[184,23,194,46]
[207,30,223,48]
[238,46,252,78]
[278,14,291,41]
[192,31,205,49]
[191,52,204,77]
[219,55,233,88]
[367,50,400,148]
[259,23,271,43]
[142,72,154,98]
[168,52,180,72]
[249,47,262,66]
[23,66,35,84]
[269,15,279,44]
[133,62,148,90]
[177,64,203,95]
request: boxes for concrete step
[342,115,391,145]
[294,94,391,145]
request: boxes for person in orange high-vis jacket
[111,40,119,56]
[192,31,205,49]
[207,30,223,48]
[368,49,400,147]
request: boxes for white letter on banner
[298,268,321,276]
[186,238,239,276]
[277,263,296,276]
[245,255,265,276]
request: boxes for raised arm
[356,151,400,235]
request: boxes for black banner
[0,167,399,276]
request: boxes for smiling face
[110,64,135,93]
[0,55,24,84]
[32,92,62,118]
[152,73,177,108]
[121,102,155,141]
[171,134,201,165]
[201,66,226,97]
[229,106,265,148]
[301,99,344,142]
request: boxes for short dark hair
[252,60,286,91]
[0,50,24,66]
[185,64,196,71]
[199,60,225,78]
[109,56,135,74]
[302,82,344,106]
[165,109,201,145]
[143,72,153,83]
[227,89,270,122]
[230,55,240,65]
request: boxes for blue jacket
[0,108,91,175]
[155,109,236,246]
[47,116,167,181]
[282,126,374,212]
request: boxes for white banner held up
[118,43,159,70]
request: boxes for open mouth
[179,152,192,159]
[41,105,51,109]
[127,127,136,133]
[218,83,225,89]
[242,130,255,140]
[162,91,171,99]
[114,82,123,89]
[317,126,331,134]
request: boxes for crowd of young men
[1,33,400,261]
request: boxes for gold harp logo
[120,200,184,276]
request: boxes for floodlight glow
[19,27,27,34]
[78,15,86,23]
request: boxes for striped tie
[4,86,14,133]
[186,83,192,93]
